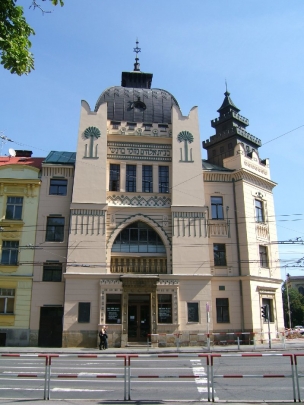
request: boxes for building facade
[27,54,284,348]
[0,152,43,346]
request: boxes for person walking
[99,325,108,350]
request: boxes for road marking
[190,359,218,400]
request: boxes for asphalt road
[0,351,303,403]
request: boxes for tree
[0,0,63,76]
[282,282,304,327]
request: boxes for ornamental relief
[107,194,171,207]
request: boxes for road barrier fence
[1,352,303,401]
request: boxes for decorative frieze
[111,257,167,274]
[107,141,171,162]
[107,194,171,207]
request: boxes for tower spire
[133,39,141,72]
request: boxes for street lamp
[285,270,292,329]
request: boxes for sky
[1,0,304,279]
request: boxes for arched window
[112,221,165,253]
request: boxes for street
[0,350,302,402]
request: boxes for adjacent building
[0,152,43,346]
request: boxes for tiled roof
[0,156,44,169]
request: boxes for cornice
[203,168,277,191]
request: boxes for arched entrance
[111,221,166,342]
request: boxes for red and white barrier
[210,353,296,402]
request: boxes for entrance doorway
[128,294,150,342]
[38,306,63,347]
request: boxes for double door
[128,294,150,342]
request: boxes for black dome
[94,86,179,124]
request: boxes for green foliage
[0,0,63,76]
[282,282,304,327]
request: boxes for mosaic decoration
[107,194,171,207]
[177,130,194,162]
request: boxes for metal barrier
[127,353,210,401]
[0,353,49,400]
[1,352,303,401]
[210,353,296,402]
[48,354,127,400]
[294,353,304,402]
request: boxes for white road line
[190,359,219,401]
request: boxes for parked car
[294,326,304,335]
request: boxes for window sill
[0,314,15,325]
[0,265,18,273]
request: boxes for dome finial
[133,38,141,72]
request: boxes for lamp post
[285,270,292,329]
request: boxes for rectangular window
[213,244,227,266]
[187,302,199,323]
[259,245,269,268]
[158,124,168,132]
[142,165,153,193]
[78,302,91,323]
[159,166,169,193]
[216,298,230,323]
[126,165,136,192]
[109,164,120,191]
[158,294,172,323]
[5,197,23,220]
[106,294,121,324]
[211,196,224,219]
[255,199,264,222]
[127,122,136,130]
[1,241,19,265]
[262,298,274,322]
[111,121,120,129]
[45,217,65,242]
[43,262,62,282]
[0,288,15,314]
[49,179,67,196]
[144,124,152,131]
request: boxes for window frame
[49,178,68,196]
[5,196,23,220]
[216,298,230,323]
[142,165,153,193]
[106,294,122,324]
[1,241,19,265]
[255,199,265,223]
[211,196,224,220]
[126,164,136,192]
[159,166,169,193]
[187,302,199,323]
[157,294,172,324]
[78,302,91,323]
[0,288,15,314]
[213,243,227,266]
[45,216,65,242]
[42,262,63,282]
[259,245,269,268]
[109,164,120,191]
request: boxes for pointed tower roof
[217,90,240,114]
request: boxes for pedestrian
[99,325,108,350]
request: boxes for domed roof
[94,86,179,124]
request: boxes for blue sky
[1,0,304,278]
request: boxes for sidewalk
[0,337,303,354]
